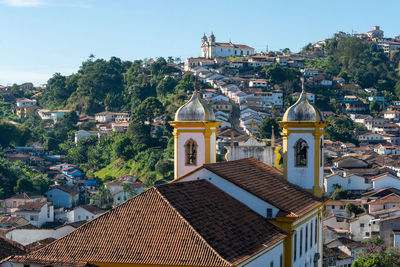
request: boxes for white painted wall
[180,168,279,218]
[325,174,371,195]
[293,212,322,267]
[6,225,76,245]
[66,207,103,223]
[177,131,205,178]
[287,132,315,190]
[394,233,400,247]
[238,241,284,266]
[373,176,400,190]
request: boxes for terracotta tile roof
[16,202,47,211]
[327,200,361,206]
[380,214,400,222]
[198,158,324,217]
[49,185,79,195]
[0,237,26,261]
[370,172,398,181]
[78,205,104,215]
[25,238,56,253]
[369,193,400,205]
[12,180,286,266]
[323,246,351,260]
[369,206,400,216]
[326,237,363,249]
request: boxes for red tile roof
[0,237,26,261]
[197,158,324,217]
[12,180,286,266]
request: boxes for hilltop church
[7,83,328,267]
[201,33,255,59]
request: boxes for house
[105,175,144,207]
[15,105,39,118]
[5,221,86,246]
[324,173,372,195]
[15,98,36,108]
[323,225,350,244]
[325,237,364,258]
[326,200,363,218]
[249,79,268,87]
[368,193,400,213]
[111,122,130,132]
[13,202,54,228]
[371,172,400,191]
[358,132,384,144]
[94,111,130,123]
[384,110,400,121]
[74,130,97,143]
[0,216,29,229]
[345,101,369,113]
[210,100,232,113]
[379,215,400,246]
[349,213,375,241]
[323,245,353,267]
[2,193,46,213]
[66,205,104,223]
[37,109,72,122]
[46,186,79,208]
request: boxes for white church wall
[177,131,205,178]
[287,132,315,190]
[210,131,216,162]
[180,168,280,218]
[237,241,284,267]
[293,213,322,267]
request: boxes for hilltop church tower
[169,86,221,179]
[278,79,329,198]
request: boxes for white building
[94,111,130,123]
[13,202,54,228]
[66,205,104,223]
[16,98,37,108]
[201,33,254,59]
[324,173,372,195]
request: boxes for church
[201,33,255,59]
[7,84,328,267]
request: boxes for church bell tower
[169,83,221,179]
[278,79,328,198]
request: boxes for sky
[0,0,399,85]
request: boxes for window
[294,232,297,261]
[185,139,198,165]
[86,216,89,219]
[295,139,308,167]
[266,208,273,218]
[280,254,283,267]
[315,218,318,244]
[270,261,274,267]
[366,232,370,236]
[360,223,365,228]
[30,215,38,221]
[300,228,303,257]
[310,221,313,248]
[305,225,308,252]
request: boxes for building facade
[201,33,254,59]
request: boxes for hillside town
[1,25,400,267]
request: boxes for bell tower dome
[278,78,329,198]
[169,81,221,179]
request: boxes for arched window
[295,139,308,167]
[185,139,197,166]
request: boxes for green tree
[345,203,364,217]
[155,159,173,179]
[352,237,400,267]
[257,117,280,139]
[14,177,35,193]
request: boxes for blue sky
[1,0,399,85]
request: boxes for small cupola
[174,89,215,122]
[282,79,322,122]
